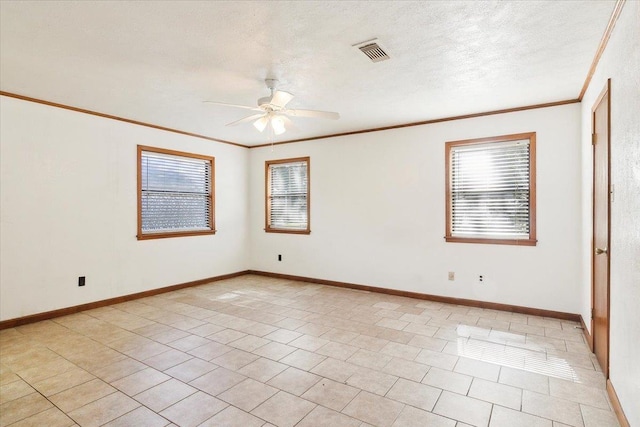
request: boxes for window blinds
[140,150,212,233]
[450,139,530,239]
[269,161,308,230]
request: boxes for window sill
[137,230,216,240]
[265,228,311,235]
[445,236,537,246]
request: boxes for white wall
[249,104,582,314]
[579,2,640,424]
[0,96,250,321]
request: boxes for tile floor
[0,275,620,427]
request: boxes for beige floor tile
[580,404,619,427]
[167,334,211,352]
[0,370,20,386]
[311,358,360,382]
[236,322,279,337]
[380,342,421,360]
[489,405,552,427]
[454,357,501,382]
[549,377,610,410]
[407,335,449,352]
[415,348,459,370]
[317,341,360,360]
[522,390,584,427]
[320,329,359,344]
[297,405,362,427]
[422,367,472,394]
[32,367,94,397]
[267,367,321,396]
[280,349,327,371]
[0,379,34,404]
[211,348,259,370]
[264,328,303,344]
[67,391,139,427]
[160,391,227,427]
[92,358,147,383]
[208,329,247,344]
[188,367,246,396]
[8,406,75,427]
[187,341,233,360]
[528,317,562,330]
[392,405,455,427]
[228,334,270,353]
[147,328,190,345]
[403,323,439,337]
[382,357,430,382]
[218,378,278,411]
[17,358,77,384]
[499,366,549,394]
[289,334,330,352]
[347,348,392,370]
[469,378,522,410]
[164,358,217,382]
[251,391,316,427]
[238,357,288,382]
[134,378,196,412]
[0,392,53,426]
[253,341,297,361]
[198,405,264,427]
[373,302,402,310]
[275,317,308,331]
[385,378,441,412]
[343,390,405,427]
[302,378,360,411]
[351,334,389,352]
[376,328,415,345]
[49,378,116,413]
[296,323,332,337]
[142,349,193,371]
[433,391,492,427]
[112,367,170,396]
[187,322,226,337]
[103,406,170,427]
[376,318,410,331]
[346,367,398,395]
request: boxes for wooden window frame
[137,145,215,240]
[445,132,537,246]
[265,157,311,235]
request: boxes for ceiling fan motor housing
[258,96,273,108]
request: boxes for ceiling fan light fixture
[271,115,286,135]
[253,116,269,132]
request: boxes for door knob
[595,247,608,255]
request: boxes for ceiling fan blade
[226,113,266,127]
[204,101,262,112]
[284,109,340,120]
[270,90,294,108]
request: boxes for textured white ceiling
[0,1,615,146]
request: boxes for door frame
[590,78,611,378]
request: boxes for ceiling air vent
[354,39,390,63]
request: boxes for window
[265,157,310,234]
[445,132,536,246]
[137,146,215,239]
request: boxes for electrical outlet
[78,276,85,287]
[478,275,484,283]
[278,254,282,261]
[448,272,455,281]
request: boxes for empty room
[0,1,638,426]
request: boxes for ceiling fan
[205,79,339,136]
